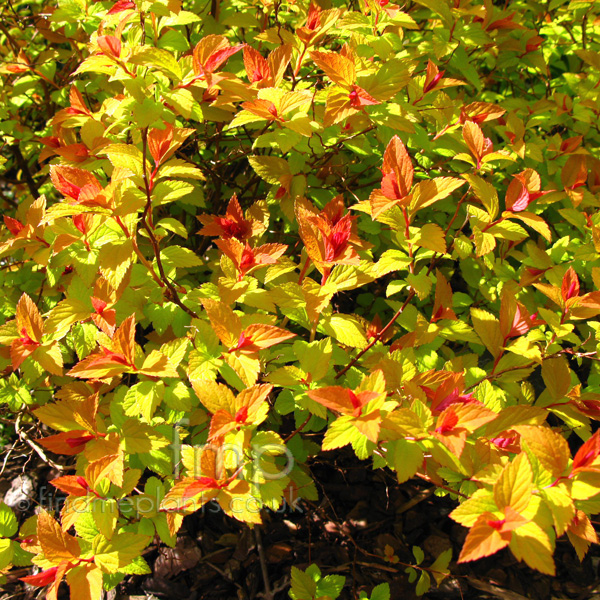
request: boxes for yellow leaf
[410,177,465,212]
[514,425,569,478]
[321,314,368,348]
[470,308,503,358]
[202,298,241,348]
[494,453,533,514]
[541,357,572,401]
[509,521,555,575]
[541,485,575,536]
[92,498,118,540]
[140,350,179,377]
[505,211,551,241]
[224,352,260,386]
[33,342,64,376]
[473,227,496,256]
[45,299,91,334]
[413,223,446,254]
[219,480,263,524]
[99,239,133,288]
[462,174,498,219]
[190,380,235,414]
[93,533,150,573]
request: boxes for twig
[334,289,416,380]
[254,525,273,600]
[284,414,311,442]
[396,486,435,514]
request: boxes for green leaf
[415,570,431,596]
[0,503,18,537]
[321,315,368,348]
[102,144,144,176]
[290,565,318,600]
[294,338,332,382]
[160,246,202,268]
[93,533,150,573]
[322,416,361,451]
[0,539,14,570]
[156,217,188,239]
[121,419,170,453]
[369,583,391,600]
[392,439,423,483]
[129,47,182,80]
[123,380,164,422]
[316,574,346,599]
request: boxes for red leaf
[561,267,580,303]
[97,35,122,59]
[572,431,600,473]
[4,216,24,235]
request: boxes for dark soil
[2,443,600,600]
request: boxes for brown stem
[114,216,164,288]
[12,144,39,199]
[284,414,311,442]
[335,289,416,380]
[140,128,199,319]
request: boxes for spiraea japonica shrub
[2,0,600,597]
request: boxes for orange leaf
[202,298,241,348]
[37,510,80,563]
[67,350,131,379]
[458,512,511,563]
[16,293,43,343]
[354,411,381,443]
[308,386,378,417]
[463,120,485,163]
[193,35,243,75]
[208,409,237,440]
[382,135,413,198]
[112,315,136,366]
[241,323,295,350]
[244,46,270,83]
[310,51,355,88]
[38,431,97,456]
[50,165,103,202]
[51,475,92,497]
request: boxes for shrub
[1,0,600,597]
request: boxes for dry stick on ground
[14,413,64,472]
[465,576,531,600]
